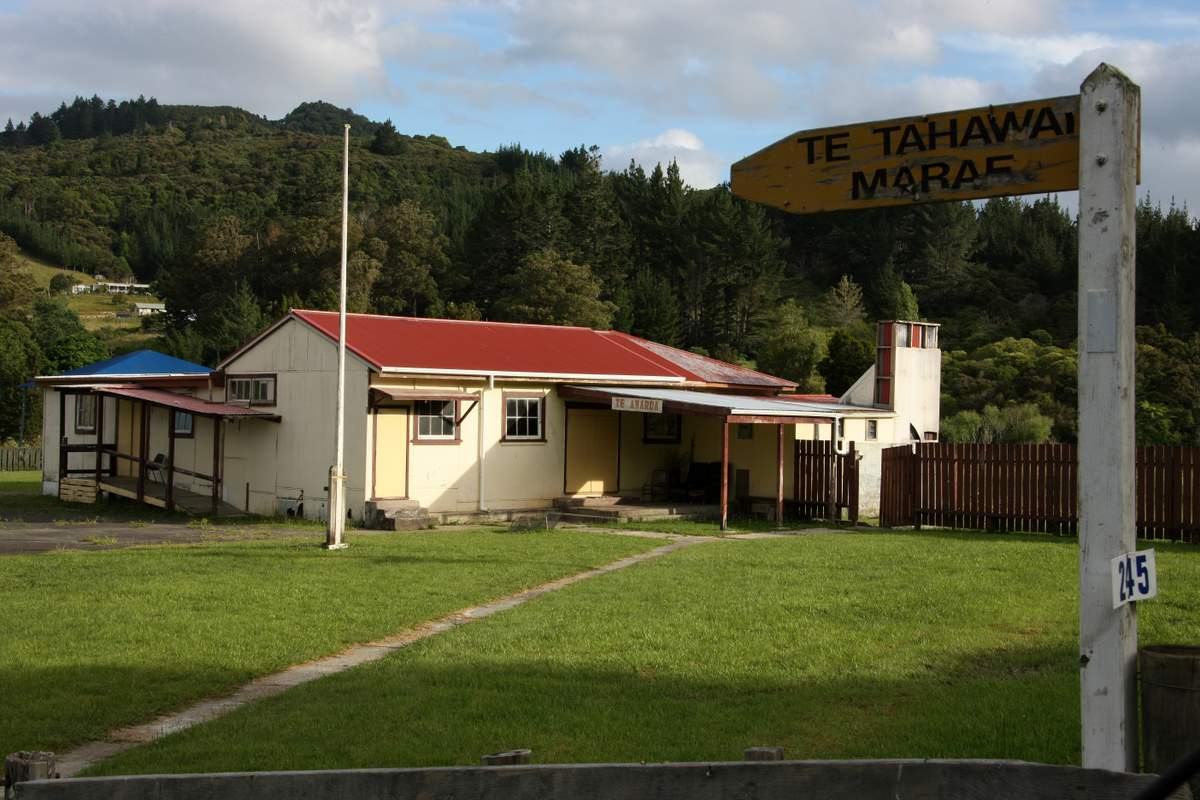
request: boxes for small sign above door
[611,396,664,414]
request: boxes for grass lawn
[0,528,661,758]
[92,529,1200,775]
[15,249,92,290]
[0,470,41,492]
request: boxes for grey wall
[14,759,1187,800]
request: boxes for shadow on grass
[0,663,242,758]
[174,547,518,568]
[0,492,194,524]
[86,639,1082,776]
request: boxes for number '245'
[1117,554,1150,602]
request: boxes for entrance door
[373,408,409,499]
[565,408,618,495]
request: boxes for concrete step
[369,498,423,514]
[553,500,720,523]
[552,495,632,509]
[364,499,433,530]
[384,514,434,531]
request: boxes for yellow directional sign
[731,95,1083,214]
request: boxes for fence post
[5,752,55,799]
[825,442,836,522]
[849,441,859,524]
[1169,447,1182,541]
[911,444,922,530]
[793,439,800,509]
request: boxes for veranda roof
[91,386,280,420]
[559,385,891,422]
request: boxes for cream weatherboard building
[39,312,941,524]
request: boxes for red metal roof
[288,310,795,389]
[599,331,793,389]
[93,387,279,419]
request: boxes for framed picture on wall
[643,413,682,444]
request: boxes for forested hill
[1,96,1198,446]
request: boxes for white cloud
[0,0,411,120]
[1032,41,1200,143]
[954,32,1117,69]
[604,128,725,188]
[423,78,589,115]
[804,74,999,129]
[895,0,1061,35]
[491,0,1071,119]
[1140,135,1200,212]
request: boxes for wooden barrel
[1141,645,1200,794]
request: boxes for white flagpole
[326,123,350,550]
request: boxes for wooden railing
[879,442,1200,541]
[58,440,220,514]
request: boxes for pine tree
[369,120,405,156]
[494,249,615,329]
[629,268,682,346]
[371,201,448,317]
[819,329,875,396]
[822,275,866,328]
[871,259,919,321]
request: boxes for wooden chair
[642,469,671,502]
[145,453,169,483]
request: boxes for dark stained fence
[0,446,42,471]
[793,440,858,523]
[879,444,916,528]
[879,443,1200,541]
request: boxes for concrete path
[0,521,323,555]
[55,533,711,777]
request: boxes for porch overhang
[557,385,876,424]
[89,386,281,421]
[35,374,210,389]
[369,387,480,403]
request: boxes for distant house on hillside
[38,314,940,525]
[126,302,165,317]
[92,281,152,295]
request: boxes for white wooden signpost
[731,63,1143,771]
[1076,64,1141,771]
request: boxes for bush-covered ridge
[0,95,1197,447]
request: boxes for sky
[1,0,1198,212]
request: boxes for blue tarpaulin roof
[56,350,210,377]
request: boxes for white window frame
[504,396,543,441]
[173,411,194,437]
[414,400,458,441]
[228,378,252,403]
[227,375,275,406]
[251,377,274,404]
[866,420,877,440]
[74,394,97,434]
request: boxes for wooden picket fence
[0,446,42,471]
[793,440,858,523]
[879,442,1200,542]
